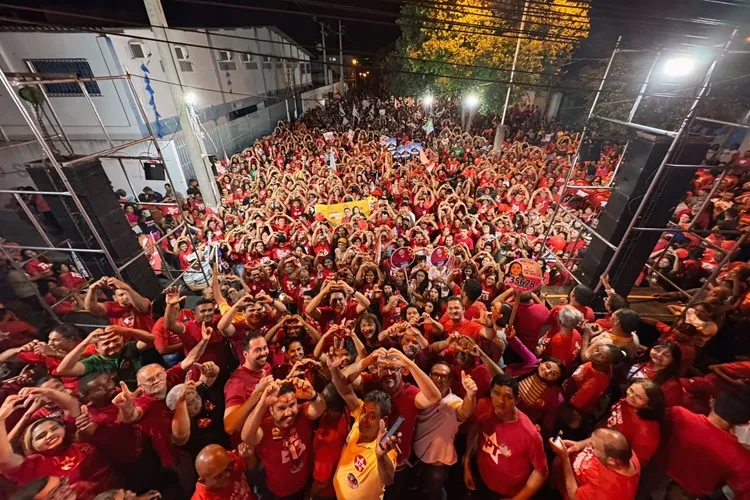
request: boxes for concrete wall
[301,81,346,113]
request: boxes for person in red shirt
[85,276,154,332]
[562,344,624,423]
[192,444,257,500]
[430,334,492,399]
[305,279,371,333]
[493,290,550,351]
[54,263,86,291]
[223,334,273,441]
[546,284,596,332]
[438,297,495,343]
[537,305,583,367]
[649,390,750,499]
[550,428,641,500]
[464,374,548,498]
[0,323,82,391]
[240,378,328,499]
[345,347,441,498]
[0,308,39,352]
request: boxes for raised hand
[84,328,106,346]
[461,370,478,397]
[0,394,27,421]
[291,378,316,400]
[376,419,402,458]
[75,405,97,438]
[165,286,186,306]
[261,381,281,407]
[256,375,274,394]
[198,362,220,386]
[112,381,142,407]
[201,323,214,342]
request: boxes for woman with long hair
[625,340,683,406]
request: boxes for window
[143,161,166,181]
[217,50,233,62]
[129,43,146,59]
[178,60,193,72]
[219,61,236,71]
[262,56,272,70]
[26,59,101,97]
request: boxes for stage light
[423,94,434,106]
[184,92,197,105]
[465,94,479,109]
[663,57,695,77]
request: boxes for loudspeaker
[580,138,603,162]
[578,132,711,295]
[25,156,162,298]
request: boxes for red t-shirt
[133,395,180,467]
[606,399,660,465]
[317,300,362,333]
[564,363,611,413]
[438,317,484,342]
[361,375,420,467]
[59,271,85,290]
[179,321,227,365]
[23,259,53,276]
[653,407,750,498]
[474,399,548,497]
[0,318,37,351]
[191,451,257,500]
[441,349,491,399]
[104,299,154,332]
[538,330,582,367]
[152,312,194,351]
[562,444,640,500]
[17,351,80,391]
[224,364,273,409]
[3,441,113,497]
[513,302,551,350]
[255,405,315,497]
[313,410,349,497]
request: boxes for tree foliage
[389,0,590,113]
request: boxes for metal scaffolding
[537,29,749,318]
[0,70,211,329]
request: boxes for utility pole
[321,23,328,86]
[338,20,344,94]
[494,0,529,153]
[142,0,217,206]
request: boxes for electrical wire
[0,14,742,104]
[0,3,722,91]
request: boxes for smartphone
[380,416,404,450]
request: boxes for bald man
[192,444,256,499]
[550,428,640,500]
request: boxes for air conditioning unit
[129,42,146,59]
[218,50,233,62]
[174,46,189,60]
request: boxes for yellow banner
[315,197,376,226]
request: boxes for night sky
[0,0,746,59]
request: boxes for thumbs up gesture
[461,370,478,397]
[75,404,97,438]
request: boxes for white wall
[0,138,188,209]
[301,82,346,113]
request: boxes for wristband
[310,391,319,401]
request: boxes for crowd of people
[0,93,749,500]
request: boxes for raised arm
[108,278,149,313]
[326,347,361,412]
[218,295,253,337]
[104,325,154,351]
[0,396,26,471]
[241,383,277,447]
[223,375,273,435]
[305,281,332,320]
[387,348,440,409]
[57,329,105,376]
[171,392,191,446]
[164,286,187,336]
[84,278,108,317]
[456,371,478,422]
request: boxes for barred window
[26,59,101,97]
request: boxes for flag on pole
[419,148,429,165]
[329,147,336,171]
[352,103,359,121]
[423,119,434,135]
[339,103,345,117]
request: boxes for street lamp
[184,92,197,106]
[465,93,479,109]
[352,58,358,66]
[663,56,695,77]
[422,94,434,107]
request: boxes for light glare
[663,57,695,77]
[465,94,479,108]
[184,92,197,105]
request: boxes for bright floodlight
[663,57,695,77]
[423,94,434,106]
[465,94,479,108]
[185,92,197,105]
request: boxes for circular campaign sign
[504,258,543,292]
[430,246,451,267]
[390,247,415,269]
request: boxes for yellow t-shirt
[333,401,397,500]
[219,301,245,323]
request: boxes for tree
[389,0,590,128]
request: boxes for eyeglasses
[377,366,401,375]
[430,373,451,381]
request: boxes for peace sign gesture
[112,381,143,407]
[164,286,186,306]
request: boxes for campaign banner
[505,258,543,292]
[314,197,376,226]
